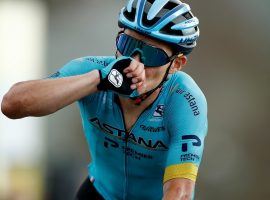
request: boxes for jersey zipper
[116,101,128,200]
[115,93,162,200]
[116,100,153,200]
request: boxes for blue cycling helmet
[118,0,200,55]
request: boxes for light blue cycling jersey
[49,56,208,200]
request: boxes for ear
[169,55,188,74]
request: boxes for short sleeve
[46,56,115,79]
[163,72,208,183]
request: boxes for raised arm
[1,70,100,119]
[1,56,145,119]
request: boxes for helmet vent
[183,12,193,20]
[147,0,180,8]
[172,15,186,24]
[142,13,160,27]
[123,7,136,22]
[147,0,155,4]
[142,1,160,27]
[146,0,178,11]
[160,22,184,36]
[163,1,179,10]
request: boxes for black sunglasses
[116,33,179,67]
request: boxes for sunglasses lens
[116,34,170,67]
[140,45,169,67]
[117,34,134,56]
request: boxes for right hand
[97,56,145,96]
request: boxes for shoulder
[163,71,208,140]
[73,56,116,67]
[170,71,206,100]
[61,56,115,74]
[165,71,207,117]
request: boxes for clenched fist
[97,56,145,96]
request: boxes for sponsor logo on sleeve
[87,57,109,67]
[176,89,200,116]
[47,71,60,78]
[181,135,201,152]
[180,153,200,162]
[180,135,201,162]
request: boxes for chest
[84,100,170,152]
[121,107,145,132]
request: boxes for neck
[118,88,161,109]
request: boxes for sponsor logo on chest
[89,117,168,151]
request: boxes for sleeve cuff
[163,163,198,183]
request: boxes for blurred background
[0,0,269,199]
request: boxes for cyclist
[1,0,208,199]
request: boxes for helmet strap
[130,60,174,105]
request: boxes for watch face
[108,69,123,88]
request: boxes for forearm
[1,70,100,119]
[162,179,194,200]
[162,188,192,200]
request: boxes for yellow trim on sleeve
[163,163,198,183]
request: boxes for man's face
[116,29,175,93]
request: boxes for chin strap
[130,60,173,105]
